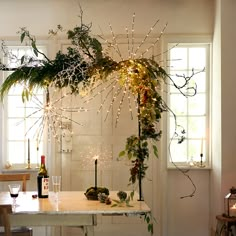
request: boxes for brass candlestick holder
[188,153,205,168]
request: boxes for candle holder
[25,162,31,169]
[197,153,205,168]
[225,187,236,217]
[35,145,40,169]
[188,153,205,168]
[84,186,109,200]
[84,156,110,200]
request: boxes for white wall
[0,0,216,236]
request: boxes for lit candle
[201,138,203,155]
[230,204,236,217]
[95,158,98,189]
[28,138,30,163]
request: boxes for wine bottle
[37,155,49,198]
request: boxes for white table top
[0,191,151,215]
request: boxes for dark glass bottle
[37,155,49,198]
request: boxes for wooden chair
[0,173,30,192]
[0,204,32,236]
[0,174,33,236]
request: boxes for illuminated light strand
[127,90,136,120]
[114,75,139,126]
[114,84,136,127]
[115,86,127,126]
[134,19,160,56]
[82,79,117,104]
[125,27,131,59]
[153,43,179,64]
[139,22,168,59]
[131,13,135,59]
[18,90,84,143]
[53,59,90,91]
[109,23,123,61]
[97,35,117,57]
[103,86,124,122]
[97,78,120,114]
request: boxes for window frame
[0,42,48,170]
[163,35,212,169]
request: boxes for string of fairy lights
[7,13,171,145]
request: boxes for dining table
[0,191,151,236]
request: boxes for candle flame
[93,155,99,160]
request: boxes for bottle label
[41,177,49,195]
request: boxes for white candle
[201,138,203,154]
[230,204,236,216]
[28,138,30,163]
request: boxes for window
[166,41,211,168]
[1,45,46,168]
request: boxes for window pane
[8,96,25,117]
[168,43,209,167]
[189,48,206,69]
[8,141,25,164]
[170,94,187,115]
[2,45,46,166]
[188,117,206,138]
[170,47,187,69]
[8,118,25,140]
[169,141,187,162]
[188,94,206,115]
[194,72,206,93]
[169,116,187,138]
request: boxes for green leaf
[33,49,38,57]
[119,150,125,157]
[31,41,38,57]
[20,55,25,65]
[153,145,158,158]
[20,32,26,43]
[128,152,132,160]
[112,199,120,204]
[21,90,25,103]
[148,223,153,233]
[130,191,134,200]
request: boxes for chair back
[0,173,30,192]
[0,204,12,236]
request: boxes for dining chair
[0,173,30,192]
[0,173,33,236]
[0,204,32,236]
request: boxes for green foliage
[143,212,156,235]
[67,23,103,61]
[111,191,134,208]
[118,73,166,186]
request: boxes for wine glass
[8,184,21,208]
[52,176,61,201]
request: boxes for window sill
[167,163,212,170]
[2,164,39,173]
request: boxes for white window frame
[163,35,212,169]
[0,43,47,170]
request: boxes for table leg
[83,226,94,236]
[216,220,236,236]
